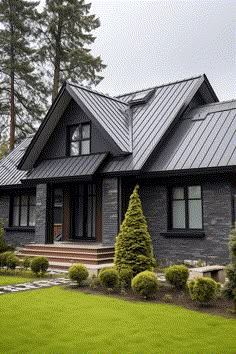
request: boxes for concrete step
[17,253,113,265]
[17,249,114,259]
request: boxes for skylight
[129,88,156,107]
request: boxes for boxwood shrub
[31,256,49,275]
[98,268,119,289]
[131,271,158,299]
[188,277,220,304]
[69,264,89,286]
[165,265,189,289]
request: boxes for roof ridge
[116,74,203,98]
[197,99,236,108]
[67,82,128,105]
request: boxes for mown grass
[0,275,33,285]
[0,286,235,353]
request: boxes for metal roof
[24,153,107,182]
[147,100,236,172]
[103,75,206,172]
[67,83,131,152]
[0,138,32,187]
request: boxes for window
[68,123,90,156]
[12,195,36,227]
[170,186,203,230]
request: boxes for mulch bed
[66,283,236,319]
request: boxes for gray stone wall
[4,230,35,247]
[0,195,10,226]
[140,182,232,265]
[102,178,119,245]
[35,184,48,244]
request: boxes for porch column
[102,178,119,245]
[35,184,49,244]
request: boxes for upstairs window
[170,186,203,230]
[12,195,36,227]
[68,123,91,156]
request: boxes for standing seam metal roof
[147,100,236,172]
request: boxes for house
[0,74,235,268]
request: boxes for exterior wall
[102,178,119,245]
[140,181,232,265]
[35,184,48,244]
[40,99,120,161]
[0,195,10,227]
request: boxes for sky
[88,0,235,101]
[39,0,236,101]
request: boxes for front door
[73,184,96,241]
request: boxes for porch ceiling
[23,153,107,182]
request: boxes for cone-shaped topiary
[114,185,156,276]
[223,223,236,312]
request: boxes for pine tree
[0,0,48,150]
[114,185,156,276]
[223,224,236,312]
[38,0,106,102]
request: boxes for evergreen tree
[114,185,156,276]
[223,224,236,312]
[38,0,106,101]
[0,0,48,150]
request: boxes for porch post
[35,184,51,244]
[102,177,119,245]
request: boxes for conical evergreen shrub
[114,185,156,276]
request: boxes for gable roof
[146,100,236,173]
[103,75,211,172]
[18,82,130,171]
[0,137,32,188]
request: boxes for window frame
[169,185,203,231]
[10,194,36,228]
[67,123,91,157]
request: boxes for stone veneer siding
[102,178,119,245]
[140,182,232,265]
[0,194,35,246]
[35,184,48,244]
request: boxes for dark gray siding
[139,181,232,265]
[102,178,119,245]
[40,100,119,161]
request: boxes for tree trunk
[52,12,63,103]
[9,1,15,152]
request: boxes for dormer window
[68,123,91,156]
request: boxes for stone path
[0,277,71,295]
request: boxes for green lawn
[0,275,33,286]
[0,287,235,353]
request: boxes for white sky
[41,0,236,101]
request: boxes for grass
[0,275,33,286]
[0,287,235,353]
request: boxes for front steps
[16,243,114,271]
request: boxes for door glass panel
[173,187,184,200]
[29,206,36,226]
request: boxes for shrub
[165,265,189,289]
[114,185,156,276]
[0,251,14,268]
[69,264,89,286]
[98,268,119,289]
[188,277,220,304]
[131,271,158,299]
[22,256,31,270]
[119,266,133,289]
[0,220,8,253]
[30,256,49,275]
[222,224,236,312]
[6,254,19,270]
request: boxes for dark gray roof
[24,153,107,182]
[147,100,236,172]
[0,138,32,187]
[103,75,206,172]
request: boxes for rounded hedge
[69,264,89,285]
[6,254,19,269]
[188,277,220,304]
[0,251,15,268]
[131,271,158,299]
[22,256,31,269]
[98,268,119,289]
[165,265,189,289]
[30,256,49,275]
